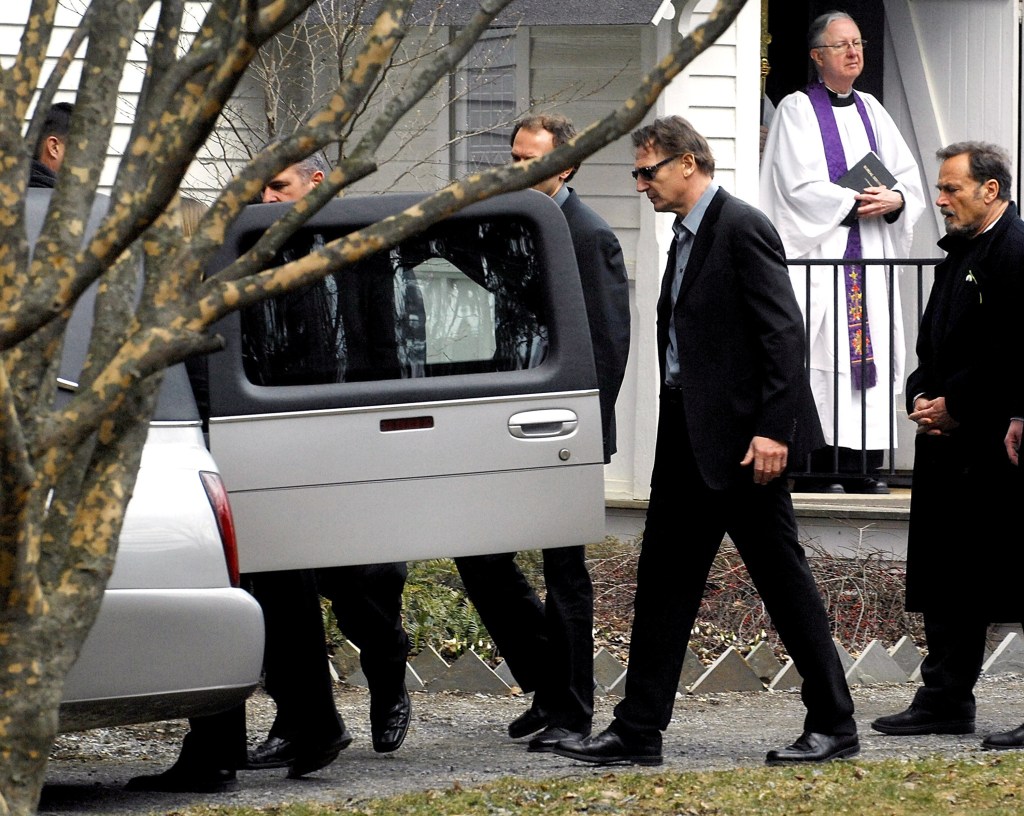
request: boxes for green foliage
[169,753,1024,815]
[403,559,492,661]
[321,556,546,664]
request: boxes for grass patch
[168,753,1024,815]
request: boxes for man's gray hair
[630,116,715,177]
[293,152,330,180]
[807,10,855,50]
[937,141,1013,202]
[261,140,331,181]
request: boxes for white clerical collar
[825,84,854,99]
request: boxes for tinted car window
[239,218,547,386]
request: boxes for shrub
[324,538,924,667]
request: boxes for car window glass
[239,217,547,386]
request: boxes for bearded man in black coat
[872,142,1024,748]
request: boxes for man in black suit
[553,116,858,767]
[127,158,411,793]
[871,142,1024,747]
[246,157,412,769]
[455,114,631,752]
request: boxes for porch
[606,489,911,560]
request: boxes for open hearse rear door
[204,191,606,572]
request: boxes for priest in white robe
[760,11,925,493]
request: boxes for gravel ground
[38,673,1024,815]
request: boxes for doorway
[763,1,884,108]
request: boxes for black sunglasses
[632,155,680,182]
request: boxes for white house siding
[525,25,647,499]
[884,0,1018,240]
[882,0,1018,470]
[188,23,456,199]
[2,2,212,196]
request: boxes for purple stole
[806,81,878,390]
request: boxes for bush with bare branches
[588,537,923,665]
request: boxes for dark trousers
[180,568,341,768]
[317,562,411,716]
[455,546,594,730]
[180,564,408,768]
[912,614,994,717]
[255,569,346,743]
[180,703,247,770]
[613,398,856,737]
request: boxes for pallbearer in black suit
[553,116,858,767]
[456,114,631,752]
[871,143,1024,748]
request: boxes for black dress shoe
[765,732,860,765]
[288,731,354,778]
[552,726,663,766]
[126,764,237,793]
[371,686,411,753]
[527,725,590,753]
[982,724,1024,750]
[246,728,353,774]
[508,701,549,739]
[247,736,298,769]
[871,704,975,736]
[849,477,890,495]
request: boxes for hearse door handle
[508,409,579,439]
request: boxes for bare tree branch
[0,3,751,810]
[8,0,60,122]
[24,3,95,150]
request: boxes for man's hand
[908,395,959,435]
[1005,419,1022,466]
[855,185,903,220]
[740,436,789,485]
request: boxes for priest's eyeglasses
[814,39,867,52]
[632,155,680,182]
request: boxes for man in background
[760,11,925,494]
[247,156,412,770]
[127,158,411,792]
[29,101,73,188]
[456,113,631,752]
[871,142,1024,747]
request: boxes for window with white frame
[451,28,518,178]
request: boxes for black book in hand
[836,151,898,192]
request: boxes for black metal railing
[785,257,942,490]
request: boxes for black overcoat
[904,203,1024,617]
[560,188,631,462]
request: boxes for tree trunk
[0,614,76,816]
